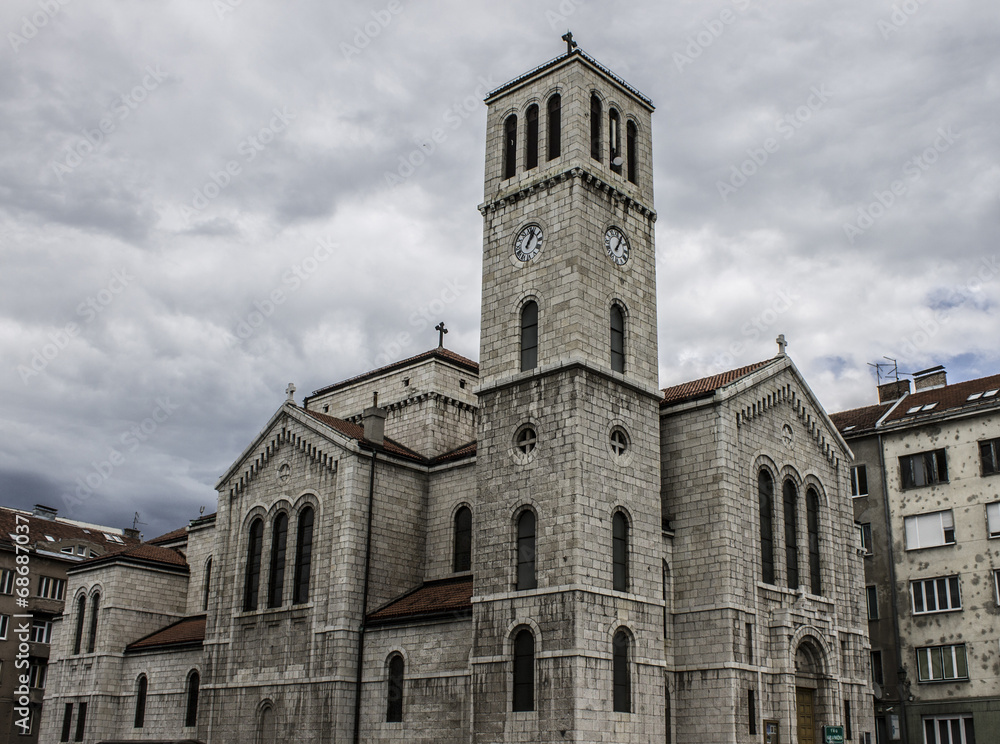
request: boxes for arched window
[134,675,147,728]
[86,593,100,653]
[626,120,638,184]
[783,480,799,589]
[613,512,629,591]
[512,629,535,711]
[259,705,276,743]
[520,301,538,371]
[610,304,625,373]
[547,94,561,160]
[268,512,288,608]
[613,630,631,712]
[609,108,622,173]
[758,471,775,584]
[453,506,472,572]
[244,518,264,611]
[293,506,314,604]
[590,94,602,160]
[386,654,404,722]
[73,595,86,654]
[503,114,517,179]
[807,488,822,595]
[203,557,212,612]
[516,510,537,590]
[184,670,199,727]
[525,104,539,170]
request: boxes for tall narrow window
[268,513,288,608]
[845,699,852,741]
[73,595,86,654]
[203,557,212,612]
[293,507,314,604]
[386,654,404,722]
[516,510,537,590]
[609,108,622,173]
[134,675,148,728]
[74,702,87,742]
[454,506,472,572]
[60,703,73,742]
[525,104,539,170]
[807,488,821,595]
[547,94,561,160]
[610,304,625,373]
[758,471,775,584]
[185,670,200,727]
[626,120,638,184]
[503,114,517,179]
[613,512,629,591]
[244,518,264,611]
[590,94,602,160]
[512,629,535,711]
[86,593,100,653]
[748,689,757,735]
[520,301,538,371]
[783,480,799,589]
[613,630,631,712]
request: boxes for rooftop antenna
[132,512,147,531]
[867,356,900,384]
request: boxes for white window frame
[900,449,948,489]
[904,510,955,551]
[31,619,53,644]
[916,644,968,682]
[0,569,13,594]
[986,502,1000,538]
[851,465,869,497]
[922,714,975,744]
[911,576,962,615]
[38,576,66,600]
[858,523,873,555]
[28,661,46,689]
[994,569,1000,606]
[0,614,9,640]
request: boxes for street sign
[824,725,845,744]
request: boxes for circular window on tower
[512,423,538,464]
[609,426,630,458]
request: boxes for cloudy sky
[1,0,997,538]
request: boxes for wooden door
[796,687,815,744]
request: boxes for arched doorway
[794,641,824,744]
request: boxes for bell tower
[472,40,666,742]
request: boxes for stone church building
[41,45,873,743]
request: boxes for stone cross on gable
[285,382,296,403]
[776,334,788,356]
[435,322,448,348]
[561,31,578,55]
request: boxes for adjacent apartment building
[832,367,1000,744]
[0,505,139,743]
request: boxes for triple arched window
[758,468,823,594]
[244,505,316,612]
[501,93,564,180]
[589,95,640,185]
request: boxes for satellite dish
[612,156,624,167]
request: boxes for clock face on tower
[514,224,543,262]
[604,227,630,266]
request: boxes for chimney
[362,406,387,446]
[878,379,911,403]
[123,528,141,540]
[913,365,947,392]
[32,504,58,520]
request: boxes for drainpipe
[352,427,380,744]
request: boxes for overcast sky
[1,0,997,539]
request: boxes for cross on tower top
[435,322,448,348]
[285,382,296,403]
[776,334,788,356]
[561,31,578,55]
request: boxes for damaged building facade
[41,46,873,743]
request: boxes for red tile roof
[882,372,1000,424]
[126,614,206,652]
[660,360,773,407]
[829,403,893,435]
[367,576,473,625]
[75,542,189,571]
[306,347,479,401]
[0,507,140,554]
[433,441,477,464]
[299,408,426,461]
[149,526,187,545]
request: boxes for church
[41,42,873,744]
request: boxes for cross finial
[285,382,296,403]
[776,334,788,356]
[435,322,448,348]
[561,31,577,55]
